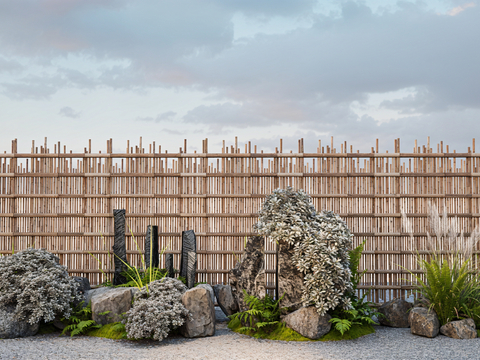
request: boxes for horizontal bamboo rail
[1,136,479,302]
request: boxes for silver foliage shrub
[0,248,80,325]
[255,187,353,315]
[123,277,190,341]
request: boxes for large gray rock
[229,236,266,311]
[196,284,215,305]
[181,287,215,338]
[213,284,238,316]
[84,287,116,306]
[408,307,440,338]
[0,306,39,339]
[378,298,413,328]
[440,318,477,339]
[283,306,331,340]
[277,241,304,311]
[91,288,133,325]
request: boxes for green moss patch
[477,329,480,337]
[228,318,375,341]
[86,322,127,340]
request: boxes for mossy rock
[86,322,127,340]
[228,318,374,341]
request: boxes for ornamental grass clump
[0,248,81,325]
[122,277,190,341]
[255,187,353,315]
[402,202,480,326]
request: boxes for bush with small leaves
[255,187,353,315]
[123,277,190,341]
[0,248,81,325]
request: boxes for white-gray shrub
[254,187,353,315]
[0,248,80,325]
[123,277,190,341]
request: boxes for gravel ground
[1,311,479,360]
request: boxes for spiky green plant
[229,290,285,334]
[402,202,480,326]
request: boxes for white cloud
[59,106,81,118]
[447,2,476,16]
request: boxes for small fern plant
[329,239,381,336]
[61,302,101,337]
[229,290,285,334]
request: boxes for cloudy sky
[0,0,479,154]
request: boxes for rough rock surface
[213,284,238,316]
[197,284,215,305]
[277,241,304,310]
[72,276,91,307]
[283,306,331,340]
[229,236,265,311]
[181,287,215,338]
[113,209,129,285]
[91,288,133,325]
[440,318,477,339]
[180,230,197,286]
[408,307,440,338]
[0,306,39,339]
[378,298,413,328]
[144,225,159,269]
[84,287,117,306]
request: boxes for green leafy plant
[328,239,380,336]
[329,296,378,335]
[255,187,353,315]
[61,302,101,337]
[89,221,168,292]
[410,253,480,325]
[402,203,480,326]
[229,290,285,334]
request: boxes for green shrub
[61,301,101,337]
[255,187,353,316]
[122,278,190,341]
[328,239,381,336]
[229,290,285,335]
[0,248,81,325]
[403,203,480,326]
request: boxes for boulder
[440,318,477,339]
[378,298,413,328]
[181,287,215,338]
[91,288,133,325]
[84,287,116,306]
[229,236,266,311]
[73,276,91,295]
[196,284,215,305]
[213,284,238,316]
[0,306,39,339]
[283,306,331,340]
[277,241,304,311]
[408,307,440,338]
[72,276,91,307]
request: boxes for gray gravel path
[2,322,479,360]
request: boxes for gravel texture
[1,309,479,360]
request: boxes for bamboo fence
[0,137,479,302]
